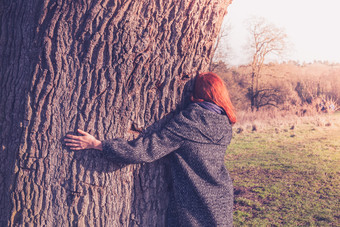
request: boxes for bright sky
[223,0,340,65]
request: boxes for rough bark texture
[0,0,231,226]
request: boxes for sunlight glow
[224,0,340,65]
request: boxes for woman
[65,72,236,226]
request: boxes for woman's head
[191,72,236,124]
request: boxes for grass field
[226,112,340,226]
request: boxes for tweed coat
[101,103,233,227]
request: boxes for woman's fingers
[64,129,99,150]
[77,129,88,136]
[66,134,80,139]
[65,142,80,147]
[66,129,88,139]
[66,141,85,149]
[69,146,83,151]
[64,138,79,143]
[65,134,83,149]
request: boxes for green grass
[226,113,340,226]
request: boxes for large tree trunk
[0,0,231,226]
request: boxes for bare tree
[209,18,232,71]
[246,17,288,111]
[0,0,231,226]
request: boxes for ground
[226,112,340,226]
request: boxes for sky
[222,0,340,66]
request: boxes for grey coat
[102,103,233,227]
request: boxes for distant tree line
[211,61,340,114]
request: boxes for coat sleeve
[101,125,184,164]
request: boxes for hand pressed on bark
[65,129,102,151]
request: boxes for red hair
[191,72,237,124]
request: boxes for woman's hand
[65,129,103,151]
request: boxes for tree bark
[0,0,231,226]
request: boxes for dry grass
[233,107,336,133]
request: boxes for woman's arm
[101,126,183,164]
[64,125,183,164]
[65,129,103,151]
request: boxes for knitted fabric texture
[101,103,233,227]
